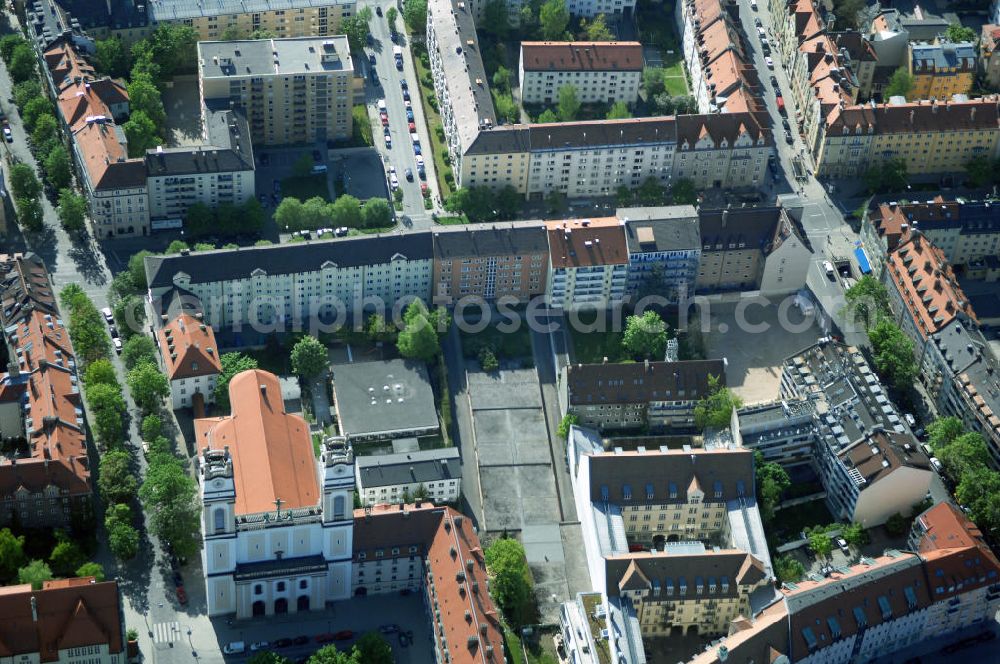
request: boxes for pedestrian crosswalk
[153,621,180,644]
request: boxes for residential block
[518,41,643,105]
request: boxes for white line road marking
[153,621,180,644]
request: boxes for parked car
[770,75,778,86]
[406,109,414,122]
[223,642,246,655]
[384,135,392,149]
[109,326,119,339]
[293,636,310,646]
[413,144,422,156]
[175,586,187,605]
[250,641,270,652]
[405,168,413,181]
[369,53,376,65]
[784,130,793,144]
[312,149,323,162]
[765,56,774,69]
[274,638,293,648]
[403,90,410,101]
[754,17,762,27]
[401,79,408,90]
[333,631,354,641]
[408,122,416,132]
[315,633,336,644]
[3,126,11,143]
[172,571,183,587]
[379,624,400,635]
[836,538,849,554]
[113,338,123,354]
[375,5,382,15]
[100,307,114,324]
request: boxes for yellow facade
[908,69,974,100]
[178,6,353,41]
[620,501,729,543]
[871,128,998,175]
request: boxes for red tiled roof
[0,578,123,662]
[157,314,222,380]
[195,369,318,515]
[520,42,643,72]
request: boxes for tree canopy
[557,84,580,122]
[844,275,890,329]
[754,451,790,523]
[57,189,88,233]
[291,336,329,378]
[884,67,913,100]
[693,374,742,430]
[539,0,570,39]
[0,529,26,582]
[622,311,669,360]
[98,449,138,505]
[484,537,535,628]
[18,560,53,590]
[215,353,260,410]
[868,319,918,391]
[140,454,201,559]
[127,362,169,414]
[404,0,428,33]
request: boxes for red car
[176,587,188,605]
[408,122,416,132]
[380,116,389,127]
[334,631,354,641]
[420,183,429,195]
[315,633,336,644]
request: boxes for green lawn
[569,325,628,364]
[436,215,470,225]
[663,74,688,96]
[281,174,331,202]
[412,43,454,200]
[771,499,836,544]
[460,322,533,360]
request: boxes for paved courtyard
[700,299,822,405]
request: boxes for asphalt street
[362,5,438,228]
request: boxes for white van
[311,164,328,174]
[377,99,386,111]
[223,642,245,655]
[929,457,943,473]
[410,132,420,145]
[823,260,835,277]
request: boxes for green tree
[95,38,130,77]
[492,66,512,93]
[397,313,440,361]
[808,531,833,560]
[354,633,393,664]
[148,24,199,76]
[18,560,53,590]
[293,153,315,178]
[557,413,579,440]
[141,414,163,442]
[539,0,570,39]
[642,67,666,98]
[557,84,580,121]
[49,537,86,576]
[122,334,158,371]
[342,6,374,51]
[482,0,510,37]
[214,353,259,411]
[57,189,88,232]
[21,96,52,131]
[31,114,60,156]
[99,449,138,504]
[166,240,189,254]
[361,198,392,228]
[622,311,669,360]
[9,44,37,83]
[964,156,997,187]
[492,91,518,124]
[106,505,139,561]
[16,196,44,233]
[140,456,201,560]
[754,451,790,522]
[606,101,632,120]
[484,537,535,628]
[43,146,73,191]
[127,75,167,129]
[127,363,169,413]
[123,110,161,158]
[330,195,363,229]
[774,554,805,583]
[75,562,106,582]
[670,178,697,205]
[291,336,329,378]
[693,375,742,430]
[937,432,990,485]
[927,416,964,452]
[868,319,918,390]
[221,25,248,40]
[844,274,891,329]
[307,646,358,664]
[84,359,118,388]
[13,80,42,109]
[842,522,868,547]
[403,0,428,34]
[88,384,126,447]
[275,197,305,231]
[386,6,399,32]
[636,177,665,205]
[249,28,277,39]
[0,529,26,582]
[9,163,41,200]
[128,251,154,291]
[957,468,1000,536]
[884,67,913,100]
[364,313,398,343]
[0,34,27,63]
[537,108,558,123]
[582,13,614,40]
[945,24,977,43]
[884,512,910,536]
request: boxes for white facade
[357,477,460,507]
[146,166,255,222]
[759,220,812,296]
[527,141,676,198]
[170,373,218,410]
[546,263,628,309]
[199,437,355,618]
[87,179,150,239]
[518,48,641,106]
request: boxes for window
[276,582,286,592]
[333,495,346,520]
[299,580,308,589]
[213,508,225,534]
[254,584,263,595]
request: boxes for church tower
[320,436,354,602]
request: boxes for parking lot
[701,299,822,404]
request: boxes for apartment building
[431,222,549,303]
[620,205,701,302]
[909,40,975,100]
[921,318,1000,466]
[145,107,256,226]
[0,577,126,664]
[518,42,643,105]
[198,37,354,146]
[351,503,504,663]
[688,513,1000,664]
[982,25,1000,89]
[734,398,816,467]
[564,359,726,432]
[145,231,434,336]
[817,97,1000,178]
[156,313,222,410]
[0,254,91,529]
[44,41,149,238]
[861,198,1000,277]
[819,430,932,527]
[152,0,355,41]
[884,233,977,361]
[330,359,440,443]
[197,370,357,618]
[697,206,812,295]
[673,114,772,190]
[677,0,763,115]
[355,448,461,506]
[545,218,629,309]
[564,430,773,664]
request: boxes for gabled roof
[195,370,319,516]
[157,313,222,380]
[520,42,643,72]
[568,359,726,409]
[605,549,766,598]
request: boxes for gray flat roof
[199,37,352,79]
[356,448,461,488]
[620,206,701,254]
[332,359,439,437]
[149,0,351,22]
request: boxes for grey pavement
[444,323,486,529]
[364,5,437,227]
